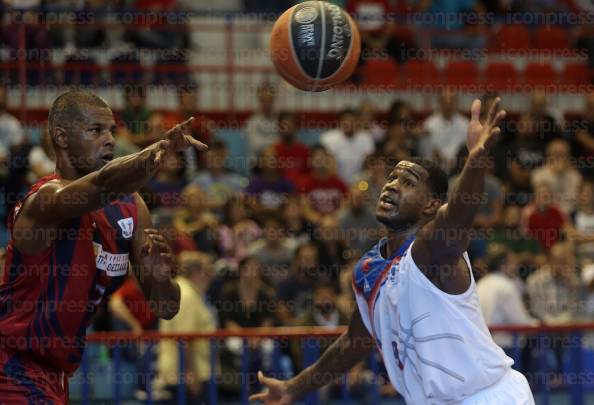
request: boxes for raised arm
[13,118,206,254]
[413,98,506,291]
[249,306,374,404]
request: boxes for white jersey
[352,238,514,404]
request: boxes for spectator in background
[568,181,594,266]
[0,86,25,163]
[572,91,594,178]
[531,139,582,215]
[247,215,298,287]
[420,89,469,171]
[346,0,413,83]
[381,101,419,163]
[120,85,153,147]
[143,152,187,210]
[281,196,311,244]
[359,100,385,144]
[274,112,310,183]
[155,251,216,404]
[217,195,261,266]
[299,146,349,225]
[522,183,567,252]
[277,243,320,326]
[320,109,375,184]
[529,89,564,144]
[477,248,538,351]
[173,185,220,255]
[164,84,216,175]
[338,183,379,257]
[245,147,295,218]
[27,126,55,184]
[527,242,583,324]
[354,151,389,212]
[506,113,546,206]
[191,140,246,213]
[314,215,349,281]
[245,82,278,157]
[488,204,543,279]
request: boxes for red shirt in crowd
[298,174,348,215]
[274,141,311,183]
[113,277,157,329]
[524,204,566,251]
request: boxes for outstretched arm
[249,306,374,404]
[413,98,506,291]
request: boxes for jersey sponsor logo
[117,217,134,239]
[93,242,129,277]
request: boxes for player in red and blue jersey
[0,90,207,404]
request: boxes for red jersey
[525,204,566,251]
[0,175,138,375]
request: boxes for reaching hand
[140,229,174,283]
[249,371,295,405]
[165,117,208,153]
[466,97,506,156]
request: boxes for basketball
[269,1,361,92]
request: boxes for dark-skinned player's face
[376,161,433,230]
[67,106,116,175]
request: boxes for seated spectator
[119,86,153,147]
[247,215,298,287]
[173,185,220,255]
[521,183,567,252]
[338,184,380,257]
[527,242,583,325]
[572,91,594,177]
[217,195,261,266]
[529,89,564,144]
[27,127,55,184]
[531,139,582,215]
[143,152,187,209]
[347,0,413,78]
[420,89,468,171]
[359,100,385,144]
[477,248,538,351]
[163,83,216,174]
[155,251,216,404]
[381,102,420,163]
[568,181,594,266]
[245,82,278,157]
[190,140,246,213]
[277,243,320,326]
[488,204,543,279]
[314,215,349,281]
[0,86,25,164]
[354,151,389,212]
[273,111,310,183]
[281,197,311,244]
[506,113,547,206]
[299,146,349,225]
[320,109,375,184]
[245,147,295,218]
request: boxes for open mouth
[101,153,114,163]
[379,194,397,209]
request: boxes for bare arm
[413,98,506,293]
[250,306,374,404]
[130,193,180,320]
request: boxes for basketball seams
[313,1,326,92]
[288,4,312,82]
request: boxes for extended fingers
[248,392,268,402]
[470,99,481,123]
[184,134,208,151]
[486,97,501,126]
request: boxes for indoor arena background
[1,0,594,404]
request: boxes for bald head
[48,90,110,135]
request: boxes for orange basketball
[269,1,361,92]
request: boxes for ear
[52,127,68,149]
[422,198,442,217]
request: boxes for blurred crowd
[1,81,594,400]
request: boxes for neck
[55,157,81,180]
[385,226,419,258]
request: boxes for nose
[103,129,115,149]
[384,178,400,194]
